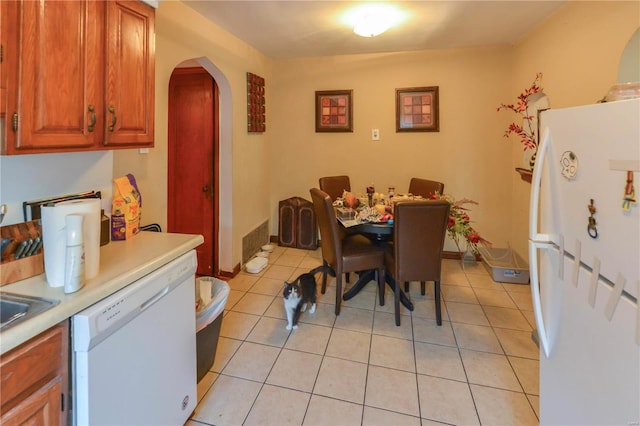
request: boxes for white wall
[0,147,113,225]
[269,47,513,253]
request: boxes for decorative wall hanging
[315,90,353,132]
[247,72,265,133]
[396,86,439,132]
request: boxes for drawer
[0,324,63,408]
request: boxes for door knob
[202,185,210,193]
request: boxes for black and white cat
[283,266,322,330]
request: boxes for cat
[283,266,323,330]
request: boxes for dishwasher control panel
[97,297,126,331]
[73,250,197,351]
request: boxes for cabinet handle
[11,113,18,132]
[87,105,96,132]
[108,106,117,132]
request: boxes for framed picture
[247,72,265,133]
[396,86,439,132]
[315,90,353,132]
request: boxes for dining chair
[319,175,351,201]
[310,188,385,315]
[383,199,450,326]
[404,178,446,292]
[408,177,444,199]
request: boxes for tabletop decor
[247,72,265,133]
[315,90,353,132]
[429,192,490,257]
[396,86,439,132]
[497,73,544,168]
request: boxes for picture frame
[315,90,353,132]
[396,86,439,132]
[247,72,266,133]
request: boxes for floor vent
[242,220,269,264]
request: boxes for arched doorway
[167,67,218,276]
[167,58,233,276]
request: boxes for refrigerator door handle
[529,126,553,358]
[529,127,557,245]
[529,240,552,358]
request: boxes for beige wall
[508,1,640,260]
[112,0,639,273]
[269,47,514,253]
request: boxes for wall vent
[242,220,269,264]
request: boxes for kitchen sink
[0,292,59,331]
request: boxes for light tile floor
[187,246,540,426]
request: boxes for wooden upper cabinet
[1,0,7,117]
[2,0,155,155]
[104,1,155,147]
[4,0,104,154]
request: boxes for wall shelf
[515,167,533,183]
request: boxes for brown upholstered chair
[383,200,450,326]
[408,178,444,199]
[310,188,385,315]
[319,175,351,201]
[405,178,446,292]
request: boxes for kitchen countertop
[0,231,204,355]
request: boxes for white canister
[64,214,85,294]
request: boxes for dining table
[337,217,414,311]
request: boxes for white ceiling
[182,1,566,59]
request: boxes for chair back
[408,178,444,198]
[392,200,450,283]
[319,175,351,201]
[310,188,342,267]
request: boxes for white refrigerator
[529,98,639,425]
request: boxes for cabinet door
[104,1,154,147]
[0,321,68,425]
[1,0,7,116]
[278,201,297,248]
[0,378,62,426]
[297,202,318,250]
[3,0,105,154]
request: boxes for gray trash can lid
[196,277,230,331]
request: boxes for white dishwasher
[72,250,198,426]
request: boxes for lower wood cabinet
[0,321,69,426]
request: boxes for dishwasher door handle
[140,287,170,311]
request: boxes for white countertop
[0,231,204,355]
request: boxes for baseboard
[216,263,241,279]
[443,250,482,261]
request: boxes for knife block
[0,221,45,286]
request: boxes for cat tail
[289,265,325,284]
[308,265,325,277]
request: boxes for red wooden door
[167,68,218,276]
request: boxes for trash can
[195,277,230,382]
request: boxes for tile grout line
[194,255,539,425]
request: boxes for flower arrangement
[429,192,490,255]
[497,72,543,151]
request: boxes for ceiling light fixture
[353,13,390,37]
[347,5,404,38]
